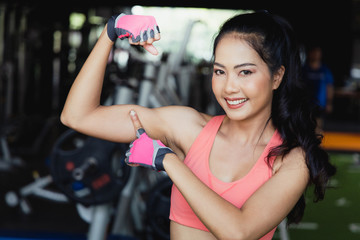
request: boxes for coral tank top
[169,115,283,240]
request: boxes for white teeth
[226,98,248,105]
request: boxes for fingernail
[130,110,136,116]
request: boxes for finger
[139,37,154,45]
[125,158,140,167]
[139,41,147,46]
[128,37,139,45]
[146,38,154,45]
[125,144,140,167]
[154,33,161,41]
[129,110,145,137]
[128,163,140,167]
[143,43,158,55]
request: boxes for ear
[272,66,285,90]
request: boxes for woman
[61,12,336,240]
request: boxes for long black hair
[213,12,336,224]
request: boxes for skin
[61,24,309,240]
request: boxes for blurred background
[0,0,359,239]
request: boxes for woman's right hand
[125,110,174,171]
[107,14,161,55]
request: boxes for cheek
[245,77,273,100]
[211,77,221,96]
[242,80,261,98]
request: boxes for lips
[225,97,248,109]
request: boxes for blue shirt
[302,64,334,109]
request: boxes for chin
[223,109,249,121]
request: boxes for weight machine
[4,18,200,240]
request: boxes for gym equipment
[50,129,130,205]
[5,174,69,215]
[146,176,172,240]
[0,129,24,171]
[3,12,205,240]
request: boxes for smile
[225,98,248,105]
[225,97,248,109]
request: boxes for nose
[224,74,240,94]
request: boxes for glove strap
[152,140,173,171]
[107,13,126,42]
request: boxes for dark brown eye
[214,69,225,75]
[240,70,252,76]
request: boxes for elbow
[60,110,79,130]
[229,231,248,240]
[216,227,249,240]
[60,105,98,131]
[225,227,267,240]
[60,110,71,128]
[227,232,249,240]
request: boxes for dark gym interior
[1,0,360,239]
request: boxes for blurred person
[61,12,336,240]
[302,46,334,129]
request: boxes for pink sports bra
[169,115,283,240]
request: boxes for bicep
[68,104,166,143]
[65,104,206,149]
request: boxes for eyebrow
[213,62,256,69]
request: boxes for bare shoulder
[274,146,309,178]
[283,147,307,168]
[155,106,212,157]
[155,105,209,127]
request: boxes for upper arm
[62,104,157,143]
[62,103,206,149]
[240,148,309,239]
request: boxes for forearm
[125,112,303,239]
[327,85,334,103]
[163,154,246,239]
[61,26,113,127]
[326,85,334,113]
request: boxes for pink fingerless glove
[107,14,160,43]
[125,128,174,171]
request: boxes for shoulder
[322,65,334,81]
[273,147,309,178]
[157,105,209,121]
[321,64,333,75]
[284,147,307,166]
[154,106,213,156]
[155,106,210,131]
[320,63,330,71]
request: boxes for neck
[222,114,275,146]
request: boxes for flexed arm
[60,15,163,143]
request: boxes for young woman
[61,12,336,240]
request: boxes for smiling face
[212,33,284,122]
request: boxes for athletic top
[302,64,334,109]
[169,115,283,240]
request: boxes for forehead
[214,34,264,66]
